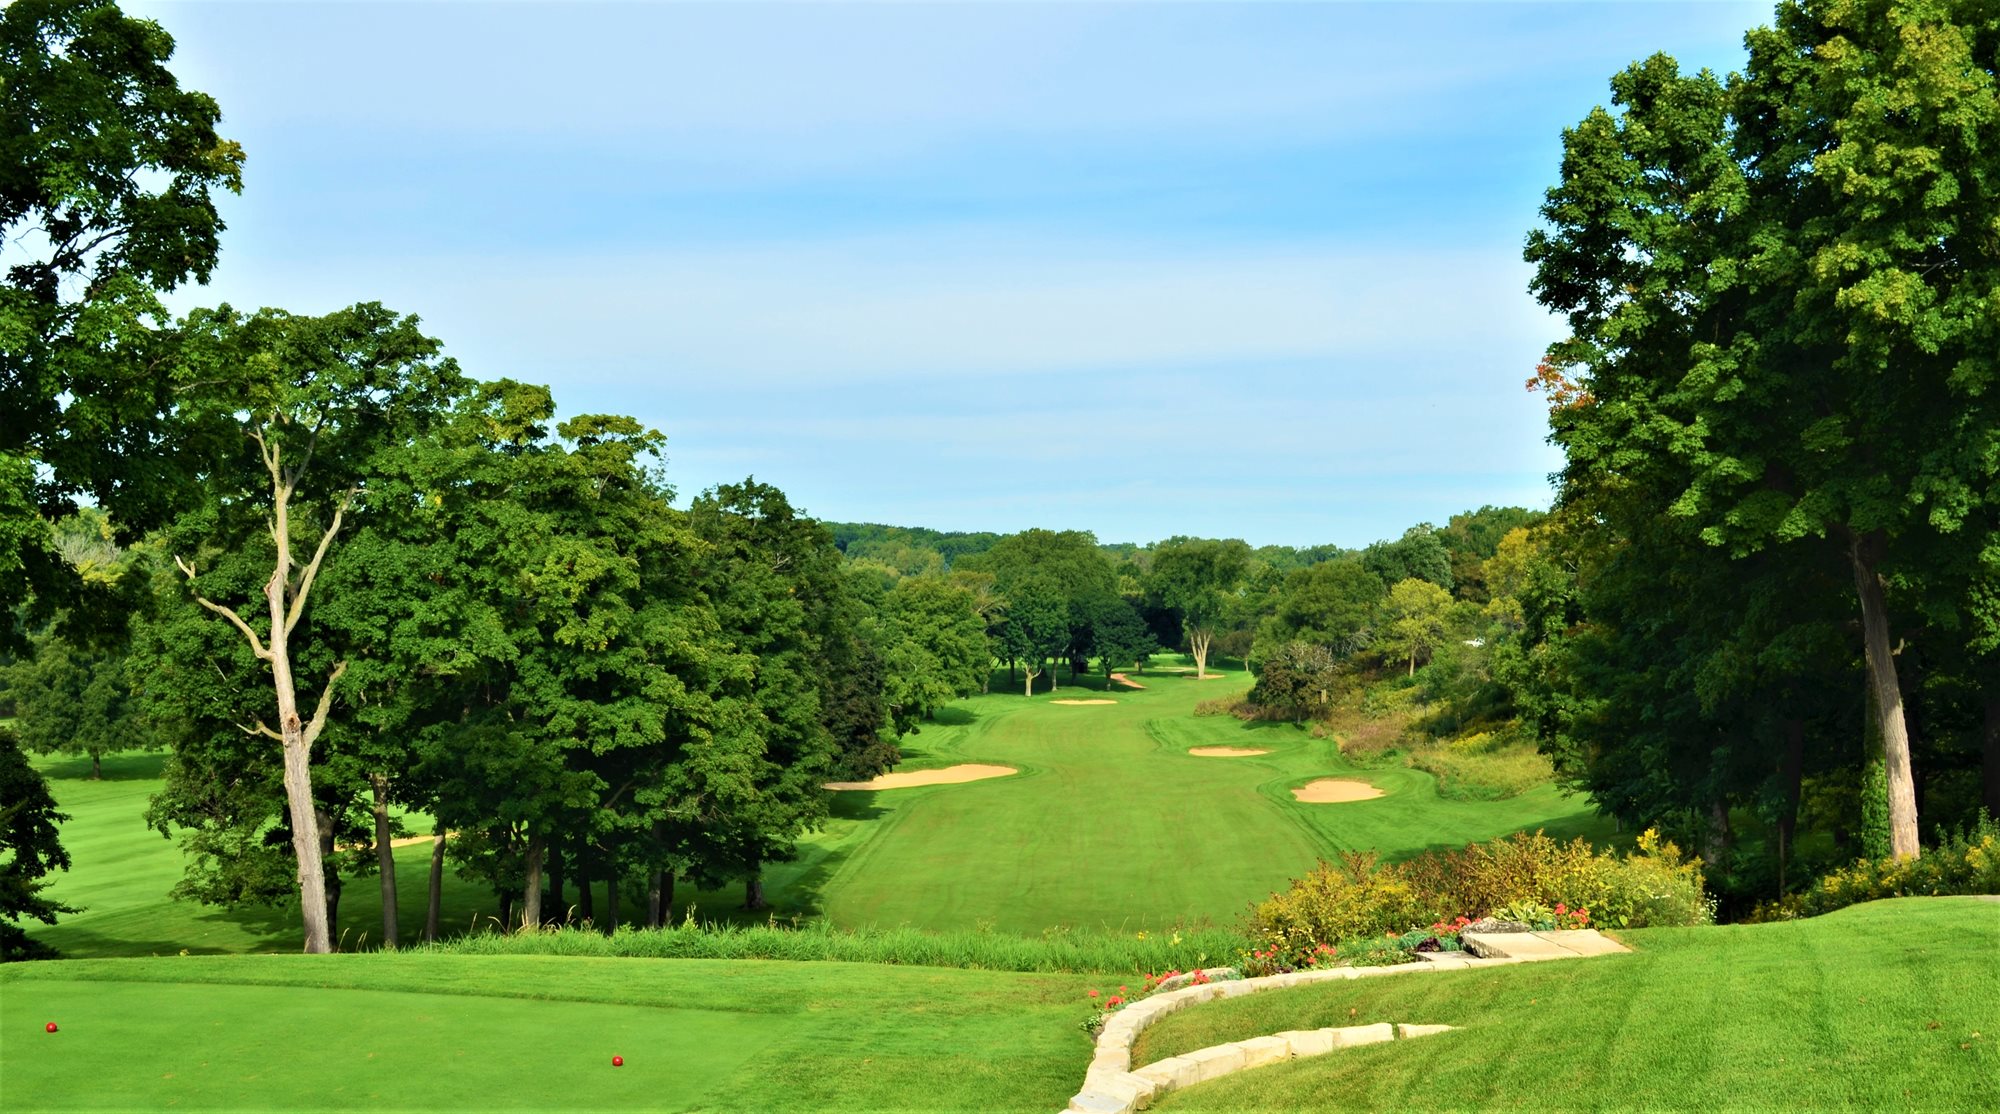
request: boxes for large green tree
[1525,0,1998,860]
[1,0,243,641]
[0,726,75,960]
[161,304,464,951]
[1147,537,1251,678]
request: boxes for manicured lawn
[809,663,1609,933]
[1130,897,2000,1112]
[0,954,1093,1111]
[27,658,1610,955]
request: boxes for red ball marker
[46,1022,58,1033]
[611,1055,624,1067]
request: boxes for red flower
[1087,989,1099,998]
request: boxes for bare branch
[286,489,354,635]
[175,554,273,660]
[234,720,284,742]
[300,661,349,748]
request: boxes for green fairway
[27,659,1611,956]
[0,954,1090,1112]
[1130,897,2000,1112]
[803,664,1609,933]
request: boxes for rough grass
[1132,897,1999,1112]
[0,954,1094,1112]
[428,918,1254,974]
[1405,732,1555,802]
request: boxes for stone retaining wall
[1065,929,1629,1113]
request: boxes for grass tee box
[0,955,1092,1112]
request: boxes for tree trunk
[662,870,676,927]
[1023,667,1037,698]
[1778,718,1806,895]
[1408,654,1416,678]
[1983,692,2000,821]
[576,855,595,923]
[1189,627,1211,679]
[90,751,101,780]
[604,872,619,932]
[521,837,544,931]
[1849,536,1920,859]
[1703,799,1732,867]
[744,867,766,910]
[546,850,564,925]
[370,773,398,948]
[424,831,445,943]
[266,490,335,954]
[646,869,664,929]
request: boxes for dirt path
[825,764,1018,791]
[1110,673,1146,689]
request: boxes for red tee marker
[611,1055,624,1067]
[46,1022,59,1033]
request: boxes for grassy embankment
[1132,896,1999,1112]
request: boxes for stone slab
[1183,1043,1247,1084]
[1132,1056,1199,1092]
[1276,1028,1335,1058]
[1537,929,1629,956]
[1330,1023,1397,1049]
[1460,932,1574,960]
[1235,1035,1293,1070]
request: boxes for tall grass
[422,917,1254,974]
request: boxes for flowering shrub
[1247,829,1708,962]
[1746,815,1999,923]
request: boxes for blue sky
[134,1,1768,547]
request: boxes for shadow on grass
[38,750,169,782]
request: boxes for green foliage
[0,0,244,644]
[0,727,75,960]
[1264,559,1384,657]
[1249,641,1339,722]
[1249,829,1711,963]
[0,627,153,775]
[1747,815,2000,923]
[1360,525,1452,593]
[1377,577,1454,675]
[425,917,1252,975]
[1406,729,1554,802]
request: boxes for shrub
[1245,851,1426,970]
[1247,829,1711,961]
[1745,814,2000,923]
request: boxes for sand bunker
[1110,673,1147,689]
[1189,746,1269,757]
[1291,778,1386,803]
[825,764,1018,791]
[1051,698,1117,705]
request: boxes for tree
[1081,588,1156,678]
[876,574,989,730]
[1250,641,1340,722]
[1379,578,1453,677]
[1360,526,1453,593]
[162,303,464,951]
[1148,537,1251,678]
[1525,0,2000,859]
[0,726,76,960]
[1268,559,1386,657]
[984,529,1113,692]
[1,0,243,643]
[1,628,151,778]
